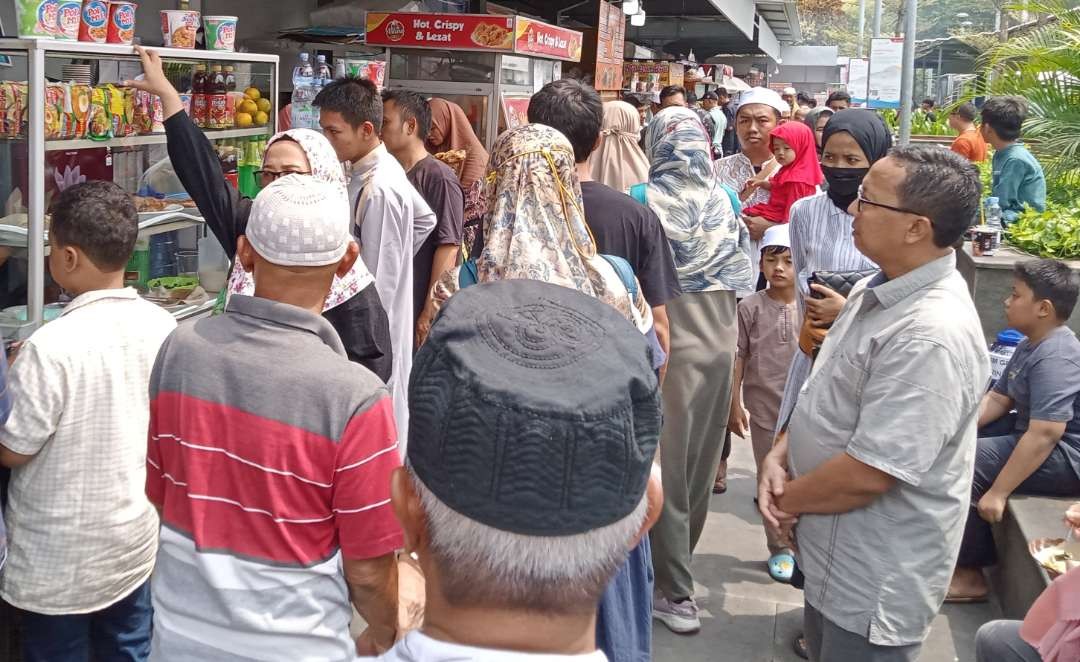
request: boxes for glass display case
[0,39,278,345]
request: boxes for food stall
[365,12,583,150]
[0,37,278,341]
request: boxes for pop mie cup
[78,0,109,43]
[160,8,199,49]
[105,1,136,44]
[54,0,82,40]
[16,0,59,38]
[203,15,237,52]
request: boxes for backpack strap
[720,184,742,215]
[600,253,638,303]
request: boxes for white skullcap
[783,86,798,96]
[246,174,352,267]
[735,87,790,117]
[761,223,791,250]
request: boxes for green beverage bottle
[238,136,259,198]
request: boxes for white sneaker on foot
[653,595,701,634]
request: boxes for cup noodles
[16,0,58,38]
[203,16,237,52]
[160,9,199,49]
[107,1,136,44]
[54,0,81,40]
[78,0,109,42]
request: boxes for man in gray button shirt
[757,145,988,661]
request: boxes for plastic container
[207,65,228,129]
[54,0,81,40]
[106,0,136,44]
[190,64,207,128]
[197,227,229,292]
[203,15,237,51]
[78,0,109,42]
[149,232,178,279]
[315,53,332,89]
[16,0,59,38]
[986,197,1003,251]
[160,8,199,49]
[989,328,1024,385]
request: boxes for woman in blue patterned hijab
[644,106,753,293]
[642,105,754,621]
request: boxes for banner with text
[846,57,869,106]
[868,38,903,109]
[366,13,517,52]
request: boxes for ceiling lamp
[623,0,639,15]
[631,8,646,26]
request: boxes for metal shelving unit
[0,38,278,334]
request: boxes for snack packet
[87,86,112,140]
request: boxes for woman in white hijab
[587,100,651,193]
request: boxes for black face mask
[822,165,870,211]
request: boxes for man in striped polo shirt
[146,175,403,661]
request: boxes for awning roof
[756,0,801,44]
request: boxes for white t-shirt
[365,632,609,662]
[0,288,176,613]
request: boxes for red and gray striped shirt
[146,295,402,662]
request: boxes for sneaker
[653,595,701,634]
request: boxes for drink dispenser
[197,226,229,292]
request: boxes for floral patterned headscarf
[433,124,645,326]
[225,129,374,310]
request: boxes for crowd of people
[0,42,1077,662]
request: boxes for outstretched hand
[123,46,184,119]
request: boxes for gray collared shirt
[787,251,989,646]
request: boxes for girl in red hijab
[741,121,824,223]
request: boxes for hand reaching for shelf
[123,46,185,121]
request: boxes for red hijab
[770,121,824,188]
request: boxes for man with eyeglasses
[757,145,989,661]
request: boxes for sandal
[792,633,808,659]
[712,460,728,494]
[768,551,796,583]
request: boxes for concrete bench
[989,494,1075,619]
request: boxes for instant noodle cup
[203,15,237,52]
[54,0,81,40]
[16,0,58,38]
[106,1,136,44]
[78,0,108,42]
[160,9,199,49]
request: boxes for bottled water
[334,57,347,80]
[988,328,1023,387]
[985,197,1003,251]
[290,52,317,130]
[316,54,333,88]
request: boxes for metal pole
[898,0,918,144]
[872,0,883,37]
[28,44,44,326]
[857,0,867,57]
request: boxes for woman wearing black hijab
[776,110,892,429]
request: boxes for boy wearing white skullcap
[728,222,802,579]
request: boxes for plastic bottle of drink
[208,64,228,129]
[988,328,1024,387]
[334,57,347,80]
[291,52,316,130]
[316,54,332,87]
[191,64,208,128]
[223,65,237,128]
[986,197,1003,251]
[238,137,260,197]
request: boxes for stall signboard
[594,0,625,91]
[622,61,683,94]
[366,12,582,62]
[501,94,531,130]
[514,17,583,62]
[365,13,517,52]
[868,38,903,109]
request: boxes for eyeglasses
[856,185,925,217]
[255,169,311,187]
